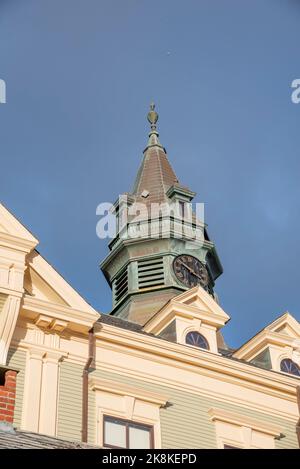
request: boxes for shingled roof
[131,104,179,206]
[0,424,98,449]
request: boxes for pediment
[0,222,9,234]
[0,204,99,342]
[24,266,68,306]
[266,312,300,339]
[0,203,38,247]
[273,324,296,337]
[233,312,300,360]
[171,286,230,321]
[143,286,230,334]
[24,250,99,316]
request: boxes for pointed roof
[143,285,230,335]
[0,203,99,319]
[131,104,179,205]
[0,203,38,251]
[232,311,300,360]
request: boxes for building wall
[56,360,299,448]
[56,360,97,444]
[57,360,83,442]
[6,347,26,429]
[0,293,6,313]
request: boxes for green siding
[57,361,298,448]
[7,348,26,429]
[57,360,83,441]
[57,360,97,444]
[88,376,96,445]
[90,370,298,449]
[87,368,216,448]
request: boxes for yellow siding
[58,361,298,448]
[7,348,26,429]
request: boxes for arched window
[280,358,300,377]
[185,331,209,350]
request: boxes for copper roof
[132,145,179,205]
[130,104,179,206]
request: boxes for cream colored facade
[1,203,300,449]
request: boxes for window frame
[103,415,154,449]
[179,201,185,219]
[280,358,300,377]
[223,444,242,449]
[185,330,209,350]
[208,408,281,449]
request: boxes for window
[159,320,177,342]
[280,358,300,377]
[103,416,153,449]
[179,201,185,219]
[209,408,281,449]
[185,331,209,350]
[250,348,272,370]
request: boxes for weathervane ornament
[147,102,159,132]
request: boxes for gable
[171,286,230,322]
[266,313,300,338]
[0,204,38,246]
[144,286,230,335]
[273,324,297,337]
[25,250,98,315]
[0,204,98,316]
[233,312,300,361]
[24,267,68,306]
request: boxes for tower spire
[101,104,223,325]
[131,104,178,202]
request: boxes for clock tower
[100,105,223,325]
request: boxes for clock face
[173,255,209,289]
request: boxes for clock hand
[178,260,203,281]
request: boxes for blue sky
[0,0,299,348]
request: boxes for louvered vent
[138,257,164,289]
[114,268,128,303]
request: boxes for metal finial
[147,102,159,132]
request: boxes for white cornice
[94,358,298,422]
[208,408,282,437]
[95,322,299,402]
[22,295,99,332]
[0,232,37,253]
[89,377,168,406]
[0,287,23,298]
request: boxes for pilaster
[21,348,44,432]
[21,347,66,436]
